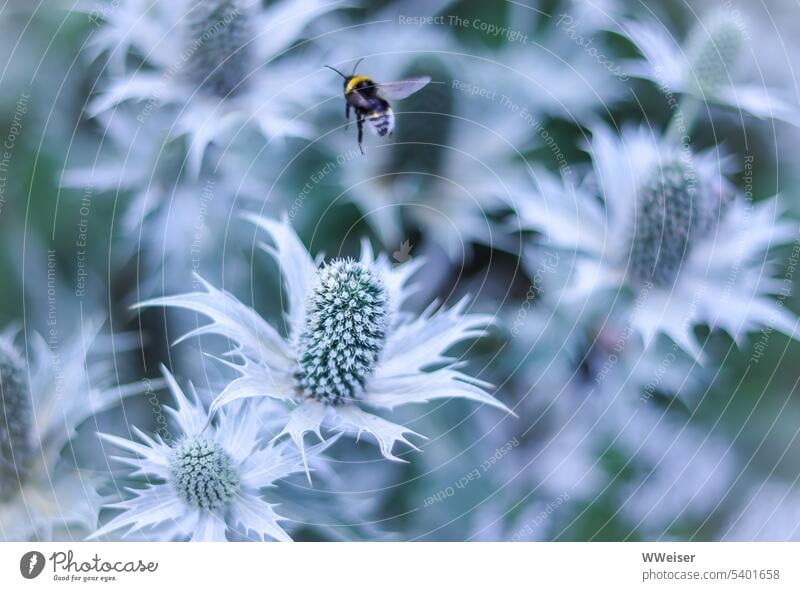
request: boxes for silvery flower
[62,109,267,295]
[518,124,797,360]
[619,9,800,125]
[138,215,509,465]
[0,323,138,541]
[92,367,331,541]
[82,0,340,174]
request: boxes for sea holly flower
[81,0,340,174]
[619,9,800,126]
[0,323,139,541]
[138,216,509,465]
[92,367,331,541]
[517,124,798,360]
[62,108,274,296]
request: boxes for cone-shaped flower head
[296,260,388,404]
[169,436,241,511]
[93,368,333,541]
[139,216,510,464]
[0,341,34,500]
[81,0,341,176]
[626,158,711,287]
[0,321,142,541]
[686,11,746,94]
[516,124,797,360]
[185,0,252,98]
[617,11,799,125]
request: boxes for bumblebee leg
[345,103,351,130]
[357,115,365,154]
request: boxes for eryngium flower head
[626,158,712,287]
[170,437,241,510]
[517,124,797,360]
[619,10,800,125]
[62,109,273,297]
[185,0,251,97]
[296,260,388,404]
[82,0,340,175]
[686,11,745,93]
[139,215,510,464]
[94,367,329,541]
[0,340,34,499]
[0,321,139,541]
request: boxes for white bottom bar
[2,542,798,590]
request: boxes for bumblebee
[326,59,431,154]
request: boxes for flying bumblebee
[326,59,431,154]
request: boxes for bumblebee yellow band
[367,108,392,119]
[345,75,371,94]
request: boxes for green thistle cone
[687,12,746,93]
[626,159,710,287]
[185,0,252,98]
[0,341,35,500]
[295,259,389,405]
[169,437,240,511]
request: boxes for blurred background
[1,0,800,541]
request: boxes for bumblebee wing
[376,76,431,100]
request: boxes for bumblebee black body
[326,61,429,154]
[343,75,394,154]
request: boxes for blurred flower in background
[82,0,342,174]
[618,7,800,127]
[0,322,140,541]
[518,123,798,360]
